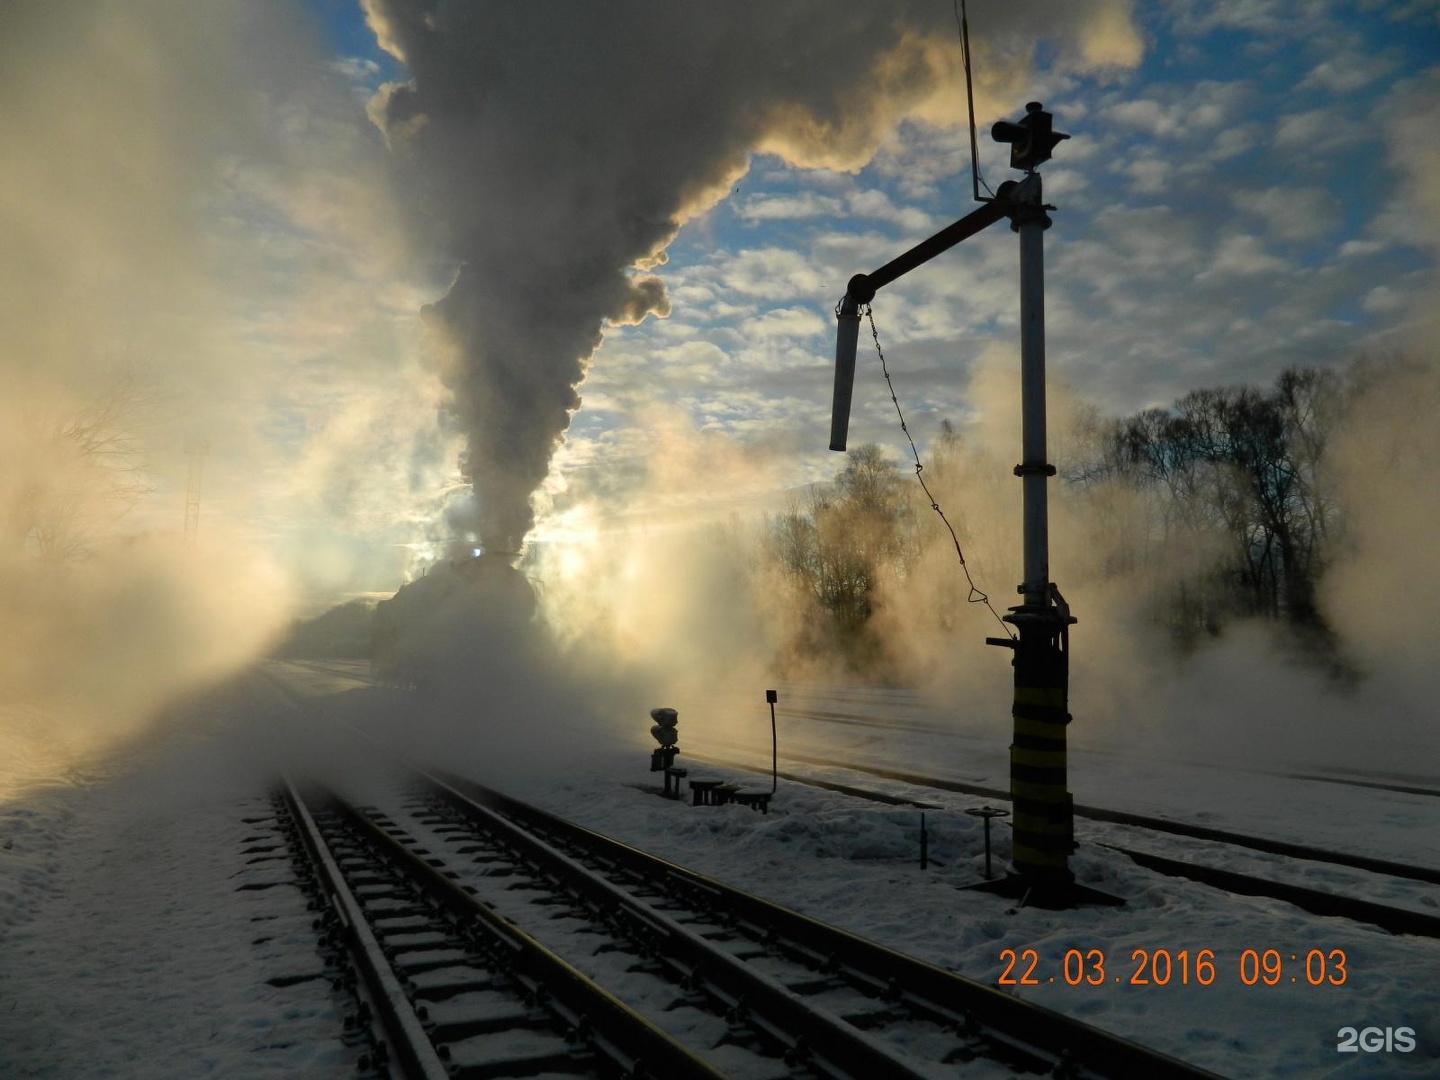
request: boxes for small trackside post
[766,689,779,795]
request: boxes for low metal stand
[688,778,726,806]
[662,766,688,799]
[965,806,1009,880]
[956,805,1123,910]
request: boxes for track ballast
[280,761,1223,1080]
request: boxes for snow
[2,659,1437,1078]
[0,689,354,1079]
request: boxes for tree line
[762,355,1414,676]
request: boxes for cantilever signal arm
[829,180,1019,452]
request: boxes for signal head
[991,102,1069,172]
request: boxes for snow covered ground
[2,658,1437,1078]
[0,677,356,1079]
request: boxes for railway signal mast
[828,101,1110,908]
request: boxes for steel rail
[1284,771,1440,798]
[279,776,452,1080]
[332,796,731,1080]
[282,778,726,1080]
[415,772,941,1080]
[429,768,1223,1080]
[301,719,962,1077]
[688,748,1440,887]
[683,751,1440,940]
[754,701,1440,799]
[1098,843,1440,938]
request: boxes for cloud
[1381,67,1440,255]
[1101,80,1252,141]
[749,306,829,341]
[1338,239,1386,258]
[846,189,939,233]
[736,193,845,222]
[0,1,453,786]
[1236,186,1343,241]
[1077,0,1146,68]
[1361,285,1405,313]
[1299,51,1398,94]
[359,0,1146,554]
[1105,98,1186,137]
[697,247,831,303]
[1273,107,1368,157]
[1164,0,1296,36]
[328,55,383,84]
[1121,156,1175,195]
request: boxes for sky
[2,0,1437,611]
[2,10,1439,1065]
[542,0,1439,543]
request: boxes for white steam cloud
[0,2,437,795]
[360,0,1143,554]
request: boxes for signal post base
[958,872,1125,911]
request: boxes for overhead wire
[956,0,997,202]
[864,306,1016,640]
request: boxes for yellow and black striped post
[1005,608,1076,883]
[997,166,1080,893]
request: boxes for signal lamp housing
[992,101,1069,172]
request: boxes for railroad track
[280,765,1222,1080]
[277,776,725,1080]
[687,750,1440,939]
[766,698,1440,800]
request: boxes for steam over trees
[4,373,156,561]
[1077,366,1343,649]
[761,357,1396,677]
[765,444,915,671]
[295,354,1412,688]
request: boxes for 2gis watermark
[1337,1026,1416,1053]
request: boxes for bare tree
[7,372,156,560]
[763,444,911,670]
[1078,365,1346,649]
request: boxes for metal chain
[864,306,1015,640]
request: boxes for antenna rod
[960,0,989,203]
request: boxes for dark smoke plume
[361,0,1140,554]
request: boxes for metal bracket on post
[828,195,1014,453]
